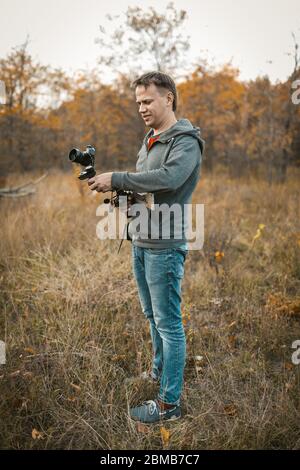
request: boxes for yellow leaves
[133,414,173,447]
[135,423,172,448]
[265,292,300,319]
[31,428,44,440]
[160,426,170,448]
[251,223,266,246]
[24,347,35,355]
[214,251,224,263]
[181,304,191,327]
[252,231,261,242]
[210,251,225,275]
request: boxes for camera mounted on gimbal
[68,145,135,210]
[69,144,154,252]
[69,144,96,180]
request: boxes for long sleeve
[111,136,201,193]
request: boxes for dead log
[0,173,48,198]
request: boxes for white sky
[0,0,299,83]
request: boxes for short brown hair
[131,71,177,112]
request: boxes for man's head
[131,71,177,129]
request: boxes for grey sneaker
[129,399,181,424]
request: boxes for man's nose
[139,104,147,113]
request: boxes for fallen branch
[0,173,48,198]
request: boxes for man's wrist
[111,172,125,190]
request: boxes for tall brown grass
[0,168,300,449]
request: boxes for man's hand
[88,172,113,192]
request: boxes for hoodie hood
[144,118,205,155]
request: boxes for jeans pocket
[168,250,186,279]
[175,248,188,262]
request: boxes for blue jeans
[132,244,188,406]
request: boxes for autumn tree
[0,37,70,175]
[178,63,246,174]
[281,32,300,173]
[243,32,300,183]
[95,2,190,80]
[1,31,299,183]
[52,72,144,172]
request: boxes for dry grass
[0,168,300,450]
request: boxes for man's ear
[167,91,174,107]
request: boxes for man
[88,71,204,424]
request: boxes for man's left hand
[88,173,113,192]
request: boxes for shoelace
[142,400,158,416]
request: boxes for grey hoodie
[111,118,204,249]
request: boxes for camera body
[69,145,96,180]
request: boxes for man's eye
[137,102,151,105]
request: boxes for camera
[69,144,96,180]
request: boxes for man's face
[135,83,173,129]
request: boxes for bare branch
[0,173,48,197]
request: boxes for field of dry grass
[0,168,300,450]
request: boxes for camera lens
[69,148,82,162]
[69,146,95,168]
